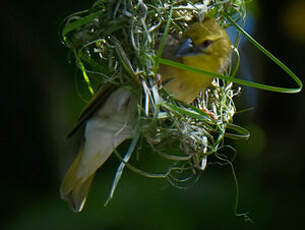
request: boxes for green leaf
[159,57,302,94]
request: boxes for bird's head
[175,17,231,70]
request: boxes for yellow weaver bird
[160,17,231,104]
[60,17,231,212]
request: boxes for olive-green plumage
[159,17,231,104]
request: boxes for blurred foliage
[2,0,305,229]
[282,0,305,44]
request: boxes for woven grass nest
[62,0,249,196]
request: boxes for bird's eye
[201,40,212,48]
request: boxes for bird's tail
[60,147,95,212]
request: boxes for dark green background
[2,0,305,229]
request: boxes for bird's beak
[175,37,202,57]
[175,37,194,57]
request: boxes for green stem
[153,6,173,73]
[223,12,302,93]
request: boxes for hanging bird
[60,86,137,212]
[60,17,231,212]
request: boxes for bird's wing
[66,83,116,139]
